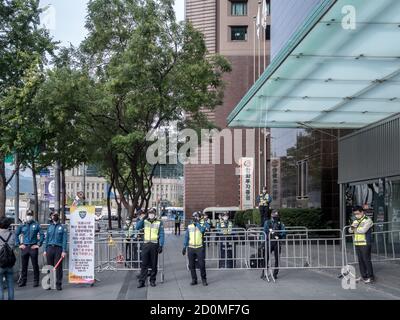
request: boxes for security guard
[15,210,44,287]
[123,216,135,267]
[136,209,164,288]
[263,210,286,279]
[43,212,68,290]
[182,212,209,286]
[256,186,272,227]
[349,206,374,283]
[174,211,182,236]
[216,212,234,268]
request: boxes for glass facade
[268,128,350,227]
[344,177,400,240]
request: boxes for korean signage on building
[68,206,95,284]
[239,157,254,210]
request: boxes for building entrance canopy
[227,0,400,129]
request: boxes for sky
[39,0,185,47]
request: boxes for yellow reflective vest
[352,216,373,246]
[188,223,203,248]
[144,220,161,244]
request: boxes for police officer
[216,212,235,268]
[15,210,44,287]
[174,211,182,236]
[256,186,272,227]
[182,212,209,286]
[349,206,374,283]
[43,212,68,290]
[263,210,286,279]
[136,209,164,288]
[123,216,135,267]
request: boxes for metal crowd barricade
[95,231,165,283]
[186,229,266,274]
[266,229,344,282]
[343,222,400,266]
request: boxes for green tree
[0,0,55,217]
[81,0,231,217]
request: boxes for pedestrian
[263,210,286,279]
[136,209,164,288]
[43,212,68,290]
[349,206,374,283]
[216,212,235,268]
[123,216,134,268]
[174,211,182,236]
[0,217,16,300]
[182,212,209,286]
[15,210,44,288]
[256,186,272,227]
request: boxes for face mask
[148,214,155,220]
[273,217,279,221]
[223,216,228,221]
[52,215,59,223]
[355,214,363,220]
[26,216,33,223]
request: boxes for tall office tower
[184,0,271,215]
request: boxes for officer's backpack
[0,233,16,268]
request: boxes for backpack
[0,233,16,268]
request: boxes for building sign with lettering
[240,157,254,210]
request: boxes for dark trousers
[267,241,281,276]
[139,243,159,283]
[260,205,269,227]
[175,223,181,235]
[20,246,39,284]
[356,245,374,279]
[188,247,206,281]
[46,246,63,287]
[219,237,235,268]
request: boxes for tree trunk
[31,161,39,221]
[0,158,6,218]
[113,186,122,229]
[107,176,114,230]
[61,167,66,224]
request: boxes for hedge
[234,208,328,230]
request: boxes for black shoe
[150,282,156,287]
[56,286,62,291]
[190,280,198,286]
[137,282,145,288]
[273,274,278,279]
[33,282,39,288]
[18,282,27,288]
[202,279,208,286]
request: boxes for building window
[231,26,247,41]
[231,1,247,16]
[297,160,308,199]
[265,25,271,40]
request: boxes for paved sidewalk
[12,234,400,300]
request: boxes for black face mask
[52,215,60,223]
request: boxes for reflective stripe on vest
[354,216,369,246]
[220,221,232,235]
[144,220,160,243]
[259,193,270,206]
[188,224,203,248]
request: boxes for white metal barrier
[343,222,400,266]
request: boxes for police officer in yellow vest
[349,206,374,283]
[256,186,272,227]
[182,212,209,286]
[136,209,165,288]
[216,212,235,268]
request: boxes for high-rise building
[184,0,271,215]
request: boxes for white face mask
[26,216,33,222]
[223,216,228,221]
[148,214,155,220]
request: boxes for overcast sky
[39,0,185,47]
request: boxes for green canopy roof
[227,0,400,129]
